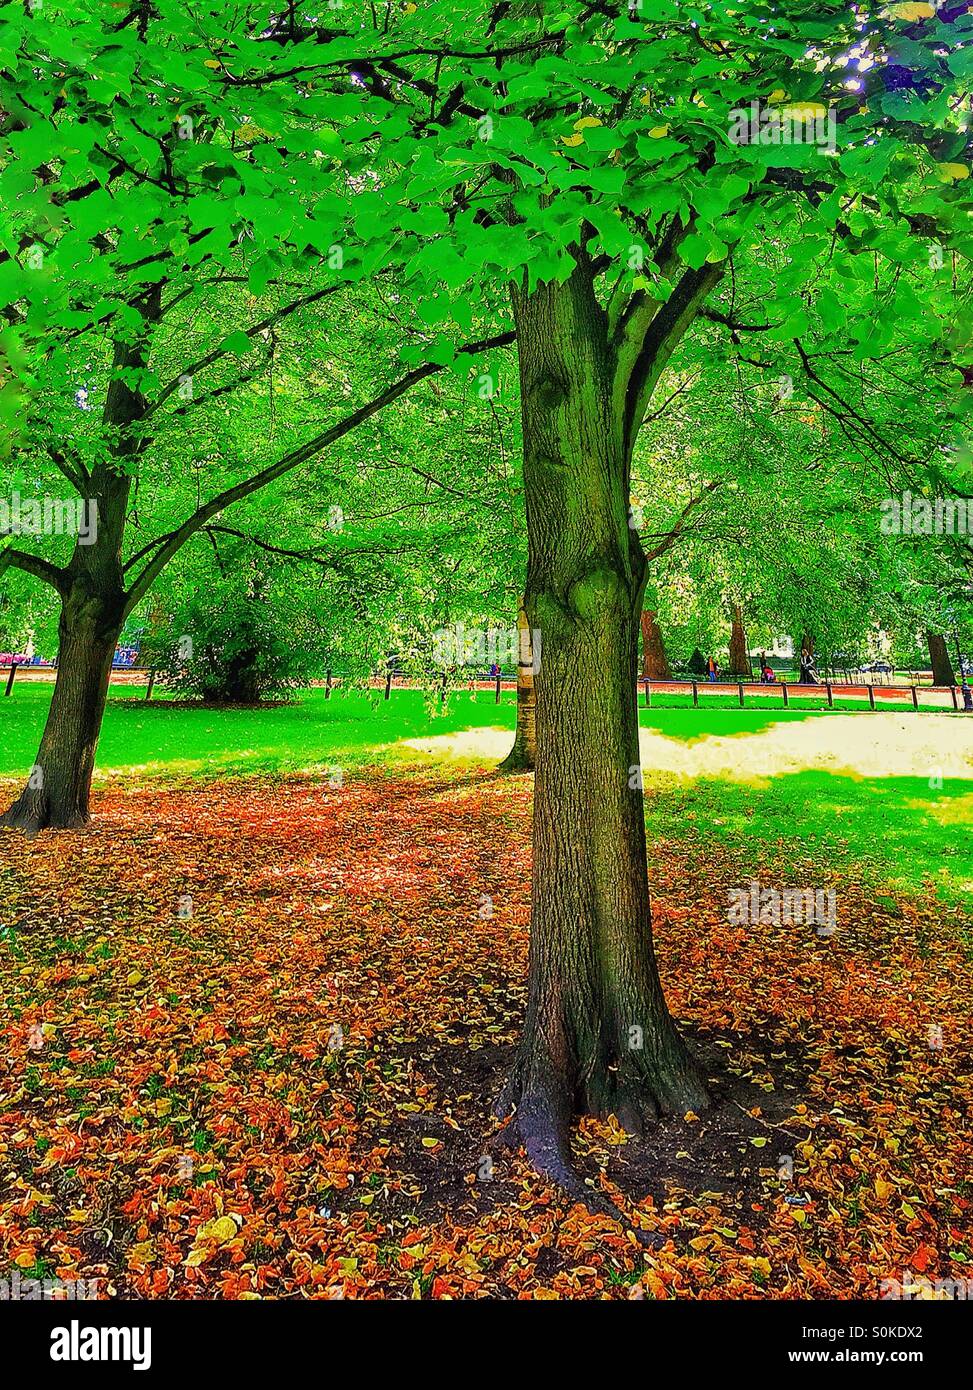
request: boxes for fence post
[911,685,919,711]
[951,685,959,711]
[384,669,393,700]
[145,669,156,702]
[738,681,745,707]
[4,663,17,697]
[644,678,651,707]
[691,679,698,707]
[325,670,333,699]
[495,669,501,703]
[782,681,789,708]
[826,682,833,708]
[867,684,876,711]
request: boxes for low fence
[1,663,968,712]
[0,664,518,702]
[639,677,969,713]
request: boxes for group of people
[704,654,777,683]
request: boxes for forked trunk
[640,608,671,679]
[500,603,536,771]
[500,268,707,1182]
[927,631,955,686]
[1,585,122,832]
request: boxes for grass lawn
[0,682,873,779]
[2,688,971,914]
[0,684,519,780]
[0,683,942,779]
[2,683,972,1300]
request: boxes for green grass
[0,685,518,779]
[643,771,973,911]
[640,707,829,742]
[2,683,970,911]
[0,685,836,777]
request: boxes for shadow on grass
[644,769,973,910]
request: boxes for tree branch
[146,282,345,419]
[122,329,516,616]
[0,543,68,592]
[643,479,723,564]
[620,260,725,458]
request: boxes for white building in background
[750,635,794,660]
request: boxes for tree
[1,229,512,825]
[927,631,956,686]
[633,295,972,679]
[5,0,972,1196]
[0,3,517,827]
[640,608,671,680]
[142,540,328,704]
[728,602,751,676]
[499,603,537,771]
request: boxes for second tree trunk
[1,586,121,832]
[927,631,956,686]
[640,608,672,679]
[500,604,537,771]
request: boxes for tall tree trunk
[1,299,156,832]
[499,267,707,1185]
[640,608,671,679]
[728,603,750,676]
[500,603,536,771]
[0,585,122,832]
[927,631,955,686]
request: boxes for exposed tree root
[0,790,85,835]
[491,1067,691,1250]
[497,746,535,774]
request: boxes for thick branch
[620,261,725,458]
[0,544,67,591]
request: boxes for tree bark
[927,631,955,686]
[640,608,671,679]
[728,603,750,676]
[500,603,536,771]
[0,585,122,832]
[499,266,707,1184]
[2,302,156,832]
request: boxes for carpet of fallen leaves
[1,768,971,1300]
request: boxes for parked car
[0,652,30,666]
